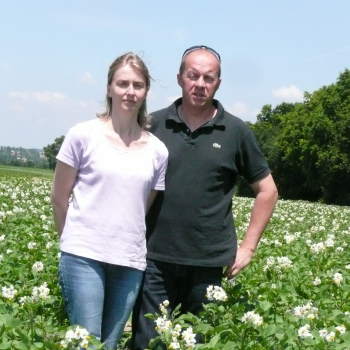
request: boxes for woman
[51,52,168,349]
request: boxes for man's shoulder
[216,109,251,139]
[149,106,170,120]
[147,105,173,133]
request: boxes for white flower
[45,242,53,249]
[271,284,276,289]
[206,285,227,301]
[333,273,343,285]
[345,264,350,270]
[313,277,321,286]
[293,303,318,319]
[276,256,293,269]
[325,238,335,247]
[171,324,182,338]
[284,234,295,244]
[335,247,344,253]
[241,311,263,326]
[19,296,28,305]
[74,326,89,340]
[57,252,61,259]
[310,242,326,254]
[61,326,90,348]
[0,234,5,241]
[319,329,327,338]
[32,282,50,301]
[28,242,37,249]
[335,325,346,334]
[2,285,17,300]
[325,331,335,342]
[298,324,312,339]
[169,341,180,349]
[6,249,12,254]
[64,330,75,341]
[274,240,282,246]
[266,256,275,266]
[182,326,196,348]
[159,301,169,315]
[155,315,172,333]
[32,261,44,272]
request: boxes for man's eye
[188,74,198,80]
[204,77,215,84]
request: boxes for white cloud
[228,102,248,115]
[224,102,259,122]
[272,85,303,102]
[6,90,99,120]
[79,72,97,84]
[8,91,67,104]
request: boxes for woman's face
[107,64,147,115]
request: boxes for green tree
[275,69,350,204]
[43,136,65,171]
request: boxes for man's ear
[177,73,182,88]
[215,78,222,92]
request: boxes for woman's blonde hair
[97,52,152,128]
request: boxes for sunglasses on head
[182,45,221,62]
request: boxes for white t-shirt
[57,119,168,271]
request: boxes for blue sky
[1,0,349,148]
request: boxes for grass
[0,165,53,180]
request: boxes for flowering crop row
[147,197,350,349]
[1,176,350,349]
[0,177,104,349]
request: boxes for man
[131,45,278,350]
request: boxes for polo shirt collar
[167,98,226,127]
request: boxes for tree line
[0,146,49,168]
[41,68,350,206]
[237,68,350,206]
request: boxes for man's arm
[146,189,158,214]
[51,160,78,237]
[224,173,278,278]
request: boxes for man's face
[177,50,221,110]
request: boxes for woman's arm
[51,160,78,237]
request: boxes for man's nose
[195,76,206,87]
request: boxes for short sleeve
[237,129,270,184]
[56,123,88,170]
[151,139,168,191]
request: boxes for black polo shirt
[146,98,270,267]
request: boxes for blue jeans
[59,252,143,350]
[131,258,223,350]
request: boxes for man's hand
[224,246,255,279]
